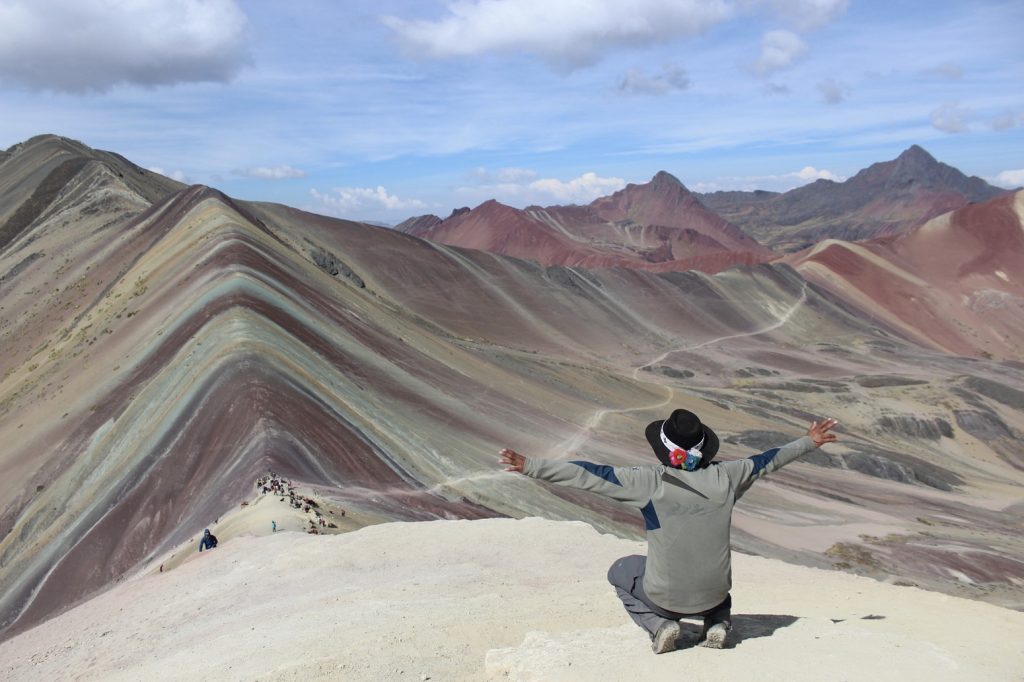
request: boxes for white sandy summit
[1,518,1021,681]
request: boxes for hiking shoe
[651,620,681,654]
[699,622,730,649]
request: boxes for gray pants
[607,554,731,637]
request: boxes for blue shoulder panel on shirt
[749,448,780,476]
[570,461,622,486]
[640,501,661,530]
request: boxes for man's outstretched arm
[727,418,839,496]
[499,448,658,508]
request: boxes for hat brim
[645,419,720,469]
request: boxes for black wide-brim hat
[645,409,720,469]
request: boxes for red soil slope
[791,190,1024,356]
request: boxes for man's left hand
[808,418,839,447]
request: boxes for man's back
[644,464,738,613]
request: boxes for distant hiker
[272,520,277,533]
[198,528,218,552]
[500,411,838,653]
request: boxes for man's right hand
[807,418,839,447]
[499,448,526,474]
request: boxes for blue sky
[1,0,1022,223]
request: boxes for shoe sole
[652,622,681,654]
[699,624,728,649]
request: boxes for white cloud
[769,0,849,30]
[794,166,841,181]
[618,64,690,95]
[457,169,627,205]
[930,101,970,134]
[382,0,734,69]
[0,0,249,92]
[753,30,807,76]
[309,186,427,215]
[993,170,1024,189]
[148,167,189,183]
[693,165,844,192]
[530,172,627,203]
[234,165,307,180]
[817,77,848,104]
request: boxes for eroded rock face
[875,415,954,440]
[855,375,928,388]
[963,377,1024,410]
[0,252,43,283]
[641,365,694,380]
[309,244,365,288]
[954,410,1013,440]
[829,447,963,492]
[726,430,793,451]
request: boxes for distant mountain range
[399,170,772,273]
[399,145,1010,265]
[700,145,1008,251]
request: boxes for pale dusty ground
[2,518,1022,682]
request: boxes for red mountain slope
[790,190,1024,356]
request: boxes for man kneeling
[500,410,838,653]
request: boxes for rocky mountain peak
[891,144,941,179]
[650,170,686,189]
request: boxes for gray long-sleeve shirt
[522,436,816,614]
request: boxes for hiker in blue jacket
[500,409,838,653]
[198,528,218,552]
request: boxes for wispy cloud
[930,101,971,134]
[769,0,849,30]
[924,61,964,80]
[763,82,791,96]
[382,0,734,69]
[817,77,848,104]
[234,165,307,180]
[990,111,1019,131]
[469,167,538,184]
[618,64,690,95]
[753,30,807,76]
[0,0,250,93]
